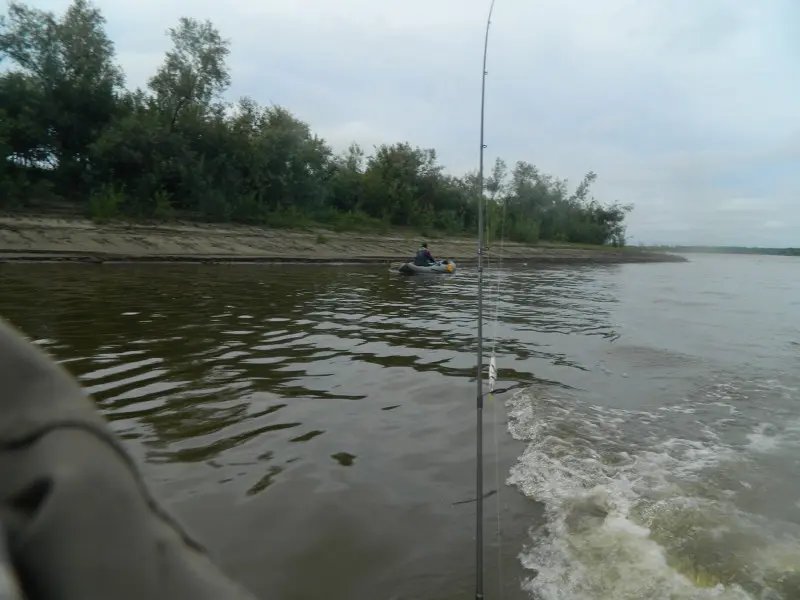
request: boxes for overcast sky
[36,0,800,246]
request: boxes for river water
[1,254,799,600]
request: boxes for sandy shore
[0,216,686,265]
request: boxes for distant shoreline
[0,216,687,265]
[649,245,799,257]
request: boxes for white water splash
[506,381,800,600]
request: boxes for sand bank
[0,216,686,265]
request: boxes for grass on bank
[77,186,629,249]
[2,196,640,253]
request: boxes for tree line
[652,246,800,257]
[0,0,632,245]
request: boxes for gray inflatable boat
[397,259,456,275]
[0,316,260,600]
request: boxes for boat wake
[506,376,800,600]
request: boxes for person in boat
[0,316,259,600]
[413,243,436,266]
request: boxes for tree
[485,157,507,203]
[148,17,230,131]
[0,1,632,244]
[328,143,366,213]
[0,73,50,167]
[0,0,122,195]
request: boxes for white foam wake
[506,383,800,600]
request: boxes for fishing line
[484,163,509,600]
[474,1,513,598]
[480,27,510,593]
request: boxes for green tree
[328,143,366,213]
[0,0,632,245]
[0,0,123,197]
[148,17,231,131]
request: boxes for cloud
[33,0,800,245]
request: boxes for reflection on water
[1,255,799,600]
[3,264,617,470]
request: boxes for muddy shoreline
[0,216,687,265]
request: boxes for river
[1,254,799,600]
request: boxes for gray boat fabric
[0,317,259,600]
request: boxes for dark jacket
[413,247,434,266]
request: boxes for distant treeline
[0,0,631,245]
[650,246,800,257]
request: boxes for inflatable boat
[397,259,456,275]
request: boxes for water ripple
[0,263,609,474]
[2,256,798,599]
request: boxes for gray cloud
[38,0,800,246]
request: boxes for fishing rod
[475,1,495,599]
